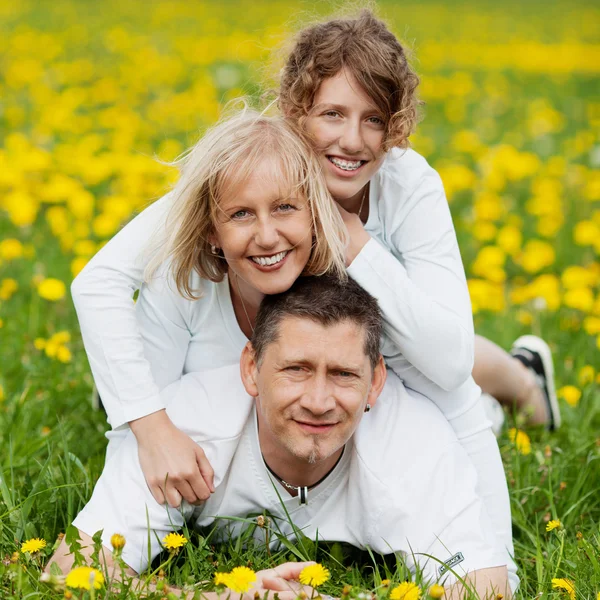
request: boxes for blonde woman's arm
[71,195,173,429]
[72,195,215,505]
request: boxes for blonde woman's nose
[254,217,280,248]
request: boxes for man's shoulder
[353,371,458,476]
[165,365,253,441]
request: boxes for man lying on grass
[48,276,515,598]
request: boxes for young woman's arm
[345,168,474,392]
[71,195,214,505]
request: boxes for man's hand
[245,561,318,600]
[130,410,215,507]
[336,203,371,266]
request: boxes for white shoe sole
[512,335,561,430]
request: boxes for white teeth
[329,157,363,171]
[251,251,289,266]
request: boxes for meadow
[0,0,599,598]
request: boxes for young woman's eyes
[323,110,341,118]
[368,116,385,126]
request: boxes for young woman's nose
[338,120,365,154]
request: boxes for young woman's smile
[304,69,387,208]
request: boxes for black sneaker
[510,335,561,430]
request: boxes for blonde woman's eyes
[277,203,296,212]
[231,209,250,220]
[323,110,341,118]
[368,116,385,126]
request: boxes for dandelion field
[0,0,599,598]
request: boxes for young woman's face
[303,69,387,202]
[212,156,313,296]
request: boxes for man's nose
[339,120,364,154]
[254,216,279,249]
[299,375,337,415]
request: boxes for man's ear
[366,355,387,409]
[240,342,259,397]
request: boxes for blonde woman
[73,108,347,505]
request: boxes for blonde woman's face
[303,69,386,203]
[212,156,313,296]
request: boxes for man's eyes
[334,370,356,378]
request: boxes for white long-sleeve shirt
[73,367,515,590]
[72,148,479,430]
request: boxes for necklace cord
[262,447,345,493]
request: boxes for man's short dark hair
[252,276,382,369]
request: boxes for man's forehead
[267,316,368,362]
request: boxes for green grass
[1,0,599,598]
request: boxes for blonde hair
[279,9,421,151]
[145,106,348,299]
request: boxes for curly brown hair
[279,9,421,151]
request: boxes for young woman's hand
[336,203,371,266]
[245,561,319,600]
[130,410,215,507]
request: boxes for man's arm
[446,566,511,599]
[46,529,316,600]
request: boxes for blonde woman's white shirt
[72,148,476,429]
[73,367,516,590]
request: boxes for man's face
[249,316,381,466]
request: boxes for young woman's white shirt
[71,148,513,560]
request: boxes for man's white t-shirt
[73,366,514,588]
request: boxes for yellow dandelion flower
[0,384,4,402]
[110,533,126,550]
[381,579,390,587]
[21,538,47,554]
[162,532,187,550]
[0,238,24,260]
[37,278,66,301]
[214,572,231,586]
[225,566,257,593]
[428,584,445,599]
[57,346,72,363]
[558,386,582,407]
[65,566,105,590]
[299,564,330,587]
[50,331,71,344]
[596,591,599,600]
[71,257,88,278]
[0,278,18,300]
[508,428,531,455]
[546,519,561,531]
[578,365,596,386]
[390,581,422,600]
[551,578,575,600]
[34,338,47,350]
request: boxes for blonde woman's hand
[130,410,215,508]
[335,203,371,266]
[245,561,318,600]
